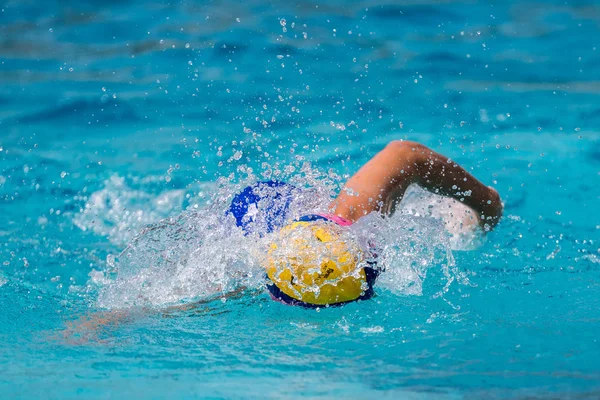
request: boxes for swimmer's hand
[331,140,503,230]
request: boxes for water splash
[91,168,337,309]
[86,166,470,310]
[94,209,263,308]
[73,175,206,245]
[399,184,486,251]
[350,211,459,297]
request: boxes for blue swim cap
[227,180,298,237]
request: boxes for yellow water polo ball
[265,221,368,306]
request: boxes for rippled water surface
[1,0,599,398]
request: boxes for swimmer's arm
[331,141,503,229]
[61,287,252,344]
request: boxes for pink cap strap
[317,213,353,226]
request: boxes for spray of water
[83,165,477,310]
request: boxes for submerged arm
[331,141,503,229]
[62,286,252,344]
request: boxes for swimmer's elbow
[384,140,427,165]
[386,140,420,151]
[386,140,427,155]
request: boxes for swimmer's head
[265,218,369,307]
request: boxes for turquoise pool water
[1,0,599,398]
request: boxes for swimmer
[65,140,502,341]
[228,140,502,308]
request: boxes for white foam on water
[360,326,384,334]
[73,175,212,245]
